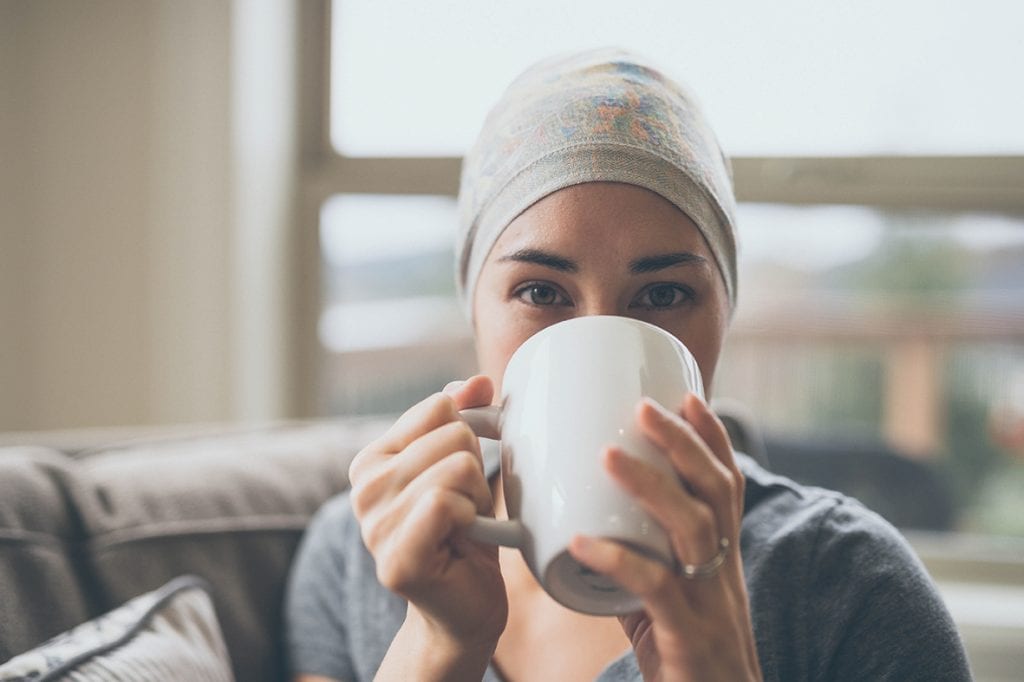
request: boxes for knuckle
[702,527,721,554]
[692,502,716,534]
[450,450,483,482]
[733,467,747,496]
[349,486,369,517]
[375,555,407,592]
[649,563,675,593]
[711,468,735,502]
[441,419,479,452]
[690,509,721,551]
[348,467,390,518]
[349,482,373,518]
[425,391,459,423]
[347,447,373,486]
[421,486,453,516]
[723,467,739,493]
[674,416,699,443]
[359,514,387,552]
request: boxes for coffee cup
[460,315,703,615]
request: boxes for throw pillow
[0,575,233,681]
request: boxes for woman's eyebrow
[497,248,579,273]
[630,252,708,274]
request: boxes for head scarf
[455,48,738,320]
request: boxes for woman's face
[473,181,730,398]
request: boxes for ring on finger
[680,537,731,580]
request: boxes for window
[331,0,1024,157]
[318,194,470,416]
[723,206,1024,537]
[305,1,1024,542]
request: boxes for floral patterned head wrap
[456,48,738,319]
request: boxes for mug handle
[459,406,526,549]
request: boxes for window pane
[719,206,1024,536]
[318,195,1024,536]
[318,194,474,416]
[331,0,1024,156]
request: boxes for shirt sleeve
[808,499,973,681]
[284,493,359,681]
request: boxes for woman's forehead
[491,183,713,260]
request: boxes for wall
[0,0,298,430]
[0,2,25,427]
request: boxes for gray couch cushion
[0,447,94,662]
[0,420,386,682]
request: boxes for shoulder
[286,490,371,621]
[737,452,913,565]
[738,452,938,602]
[285,491,407,680]
[284,492,361,679]
[288,490,384,600]
[287,491,367,585]
[736,454,971,680]
[737,450,929,577]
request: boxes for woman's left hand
[568,393,762,682]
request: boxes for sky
[331,0,1024,157]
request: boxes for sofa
[0,418,388,681]
[2,418,1019,681]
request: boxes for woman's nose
[576,300,624,318]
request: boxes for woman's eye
[633,284,692,310]
[514,283,569,307]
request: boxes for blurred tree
[837,212,971,298]
[824,212,1020,534]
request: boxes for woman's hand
[568,393,762,681]
[347,375,506,679]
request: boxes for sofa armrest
[0,418,389,682]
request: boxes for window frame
[294,0,1024,666]
[298,0,1024,492]
[296,0,1024,394]
[295,0,1024,415]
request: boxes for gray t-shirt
[284,449,972,681]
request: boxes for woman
[285,49,971,681]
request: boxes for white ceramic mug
[461,315,704,615]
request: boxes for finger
[604,447,720,567]
[357,449,490,555]
[636,398,739,533]
[353,375,494,486]
[375,488,479,594]
[442,374,495,411]
[569,535,693,629]
[683,394,746,520]
[682,394,734,470]
[351,391,467,486]
[400,449,494,515]
[353,419,484,519]
[390,420,484,488]
[381,392,465,453]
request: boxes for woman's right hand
[348,375,507,669]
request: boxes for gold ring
[680,537,730,579]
